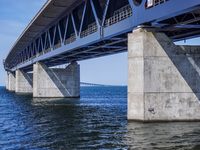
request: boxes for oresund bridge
[4,0,200,122]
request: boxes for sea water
[0,86,200,149]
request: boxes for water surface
[0,86,200,149]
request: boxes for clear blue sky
[0,0,199,86]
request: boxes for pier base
[33,62,80,98]
[8,72,15,91]
[128,27,200,122]
[6,74,9,90]
[15,69,33,93]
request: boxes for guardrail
[53,43,62,50]
[104,4,132,28]
[80,22,98,38]
[65,33,76,45]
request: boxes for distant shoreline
[0,84,127,88]
[80,82,127,87]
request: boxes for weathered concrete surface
[33,62,80,97]
[6,74,9,90]
[8,72,15,91]
[128,27,200,122]
[15,69,33,93]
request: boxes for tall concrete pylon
[128,27,200,122]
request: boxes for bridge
[4,0,200,122]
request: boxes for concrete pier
[33,61,80,98]
[8,72,15,91]
[6,74,9,90]
[128,27,200,122]
[15,69,33,93]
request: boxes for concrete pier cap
[128,26,200,122]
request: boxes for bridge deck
[4,0,200,72]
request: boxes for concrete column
[33,61,80,98]
[128,27,200,122]
[6,74,9,90]
[15,69,33,93]
[8,72,15,91]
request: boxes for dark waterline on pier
[0,86,200,149]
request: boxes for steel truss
[4,0,200,72]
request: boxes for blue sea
[0,86,200,149]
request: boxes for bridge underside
[22,33,128,72]
[4,0,200,73]
[156,8,200,41]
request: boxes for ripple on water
[1,87,200,149]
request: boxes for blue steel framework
[4,0,200,72]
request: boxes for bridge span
[4,0,200,122]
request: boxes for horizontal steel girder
[4,0,200,72]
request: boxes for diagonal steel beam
[79,1,87,36]
[64,16,69,42]
[90,0,100,28]
[71,13,78,36]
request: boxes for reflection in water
[125,122,200,149]
[32,97,80,106]
[1,86,200,149]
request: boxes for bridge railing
[80,22,98,38]
[53,42,62,50]
[44,48,51,53]
[104,4,132,28]
[65,33,76,45]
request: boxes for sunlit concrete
[33,61,80,98]
[15,69,33,93]
[6,74,9,90]
[8,72,15,91]
[128,27,200,122]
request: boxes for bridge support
[128,27,200,122]
[6,74,9,90]
[33,62,80,98]
[15,70,33,93]
[8,72,15,91]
